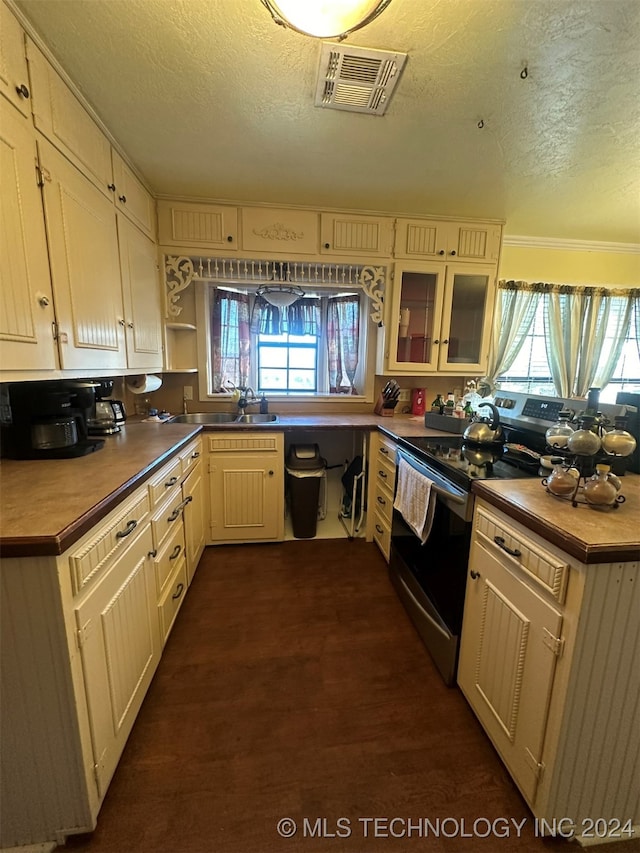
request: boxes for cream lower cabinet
[0,98,58,373]
[458,501,640,843]
[208,431,284,543]
[370,432,397,562]
[181,451,207,583]
[0,443,207,849]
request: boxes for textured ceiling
[14,0,640,243]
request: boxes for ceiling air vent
[315,42,408,116]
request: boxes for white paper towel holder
[126,374,163,395]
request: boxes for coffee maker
[88,379,126,435]
[1,381,105,459]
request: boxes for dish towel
[393,456,437,545]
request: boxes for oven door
[389,449,472,686]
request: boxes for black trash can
[286,444,326,539]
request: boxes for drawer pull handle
[116,519,137,538]
[375,524,384,534]
[380,447,389,455]
[167,495,193,522]
[470,569,480,580]
[378,470,387,478]
[148,549,158,558]
[169,544,182,560]
[494,535,522,558]
[172,582,185,600]
[165,476,179,487]
[377,495,386,505]
[191,451,200,458]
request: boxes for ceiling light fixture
[260,0,393,39]
[255,284,306,308]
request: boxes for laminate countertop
[472,476,640,564]
[0,423,202,558]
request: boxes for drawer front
[378,435,397,466]
[148,456,183,508]
[151,490,188,550]
[70,490,151,595]
[375,453,396,492]
[158,559,188,645]
[374,480,394,524]
[154,521,186,597]
[372,509,391,562]
[180,438,202,476]
[475,506,570,604]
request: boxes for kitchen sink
[234,414,279,424]
[169,413,238,424]
[168,412,278,425]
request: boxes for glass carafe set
[542,394,636,510]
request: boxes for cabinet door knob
[470,569,480,580]
[268,470,274,476]
[227,235,234,242]
[118,318,126,326]
[16,83,30,98]
[127,321,134,329]
[107,183,116,192]
[434,339,440,344]
[438,249,445,256]
[449,250,457,256]
[38,295,50,307]
[442,338,449,344]
[324,242,330,249]
[119,194,127,203]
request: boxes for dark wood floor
[63,540,639,853]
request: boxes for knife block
[374,394,397,417]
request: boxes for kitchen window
[200,285,371,399]
[497,296,640,402]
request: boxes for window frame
[196,283,376,404]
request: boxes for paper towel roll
[126,374,162,395]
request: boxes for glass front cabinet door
[385,262,496,373]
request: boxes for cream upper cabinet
[320,212,393,257]
[39,137,127,371]
[0,1,31,117]
[157,199,238,250]
[395,217,502,264]
[116,214,163,371]
[241,206,319,255]
[381,261,496,374]
[112,150,156,239]
[0,99,58,373]
[27,38,114,199]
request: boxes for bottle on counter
[546,459,578,497]
[431,394,445,414]
[463,400,474,419]
[601,416,637,458]
[412,388,426,416]
[584,463,618,507]
[444,392,455,415]
[567,416,602,455]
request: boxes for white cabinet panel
[39,137,127,370]
[395,218,502,264]
[117,214,163,371]
[0,2,31,117]
[112,149,156,239]
[0,99,58,372]
[157,199,238,250]
[241,206,319,255]
[27,38,113,198]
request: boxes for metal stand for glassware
[338,433,367,540]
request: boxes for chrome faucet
[237,387,257,416]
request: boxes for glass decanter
[601,416,637,458]
[546,459,577,497]
[583,463,618,507]
[545,411,574,449]
[567,416,602,455]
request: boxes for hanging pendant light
[255,284,305,308]
[260,0,393,39]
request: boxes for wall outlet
[398,388,410,402]
[183,385,193,400]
